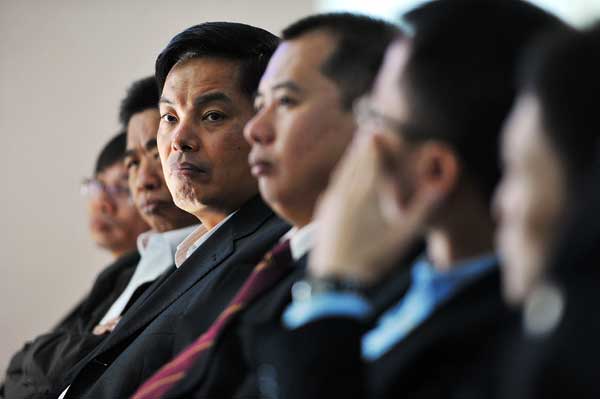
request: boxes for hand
[309,131,439,285]
[92,316,121,335]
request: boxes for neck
[426,213,495,272]
[194,208,232,231]
[273,201,314,230]
[110,247,132,259]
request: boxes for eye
[125,158,139,170]
[277,95,297,108]
[203,111,225,122]
[253,100,264,112]
[161,113,178,123]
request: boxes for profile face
[244,31,355,224]
[86,161,149,254]
[494,95,566,304]
[125,108,195,232]
[157,57,257,216]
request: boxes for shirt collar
[411,253,497,298]
[136,224,199,258]
[281,222,317,261]
[174,211,237,267]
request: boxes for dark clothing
[501,270,600,399]
[248,267,515,399]
[1,251,140,399]
[165,256,308,399]
[60,196,289,399]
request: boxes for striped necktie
[131,239,293,399]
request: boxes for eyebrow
[123,139,157,158]
[145,138,158,151]
[272,81,302,93]
[194,91,233,108]
[159,96,173,105]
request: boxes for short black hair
[155,22,279,97]
[95,131,127,175]
[400,0,567,201]
[520,23,600,189]
[119,76,159,126]
[282,13,399,109]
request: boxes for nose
[172,121,200,153]
[244,108,275,146]
[136,159,161,192]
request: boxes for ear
[415,142,460,201]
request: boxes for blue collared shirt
[283,253,498,361]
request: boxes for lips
[248,153,275,177]
[91,218,114,231]
[170,160,210,179]
[138,198,169,214]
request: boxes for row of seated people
[2,0,599,397]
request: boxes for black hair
[119,76,159,126]
[519,23,600,189]
[282,13,399,109]
[155,22,279,97]
[94,131,127,174]
[400,0,567,201]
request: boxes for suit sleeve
[2,330,104,399]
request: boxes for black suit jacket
[1,251,140,399]
[161,255,308,399]
[249,265,516,399]
[61,196,289,399]
[501,269,600,399]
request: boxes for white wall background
[320,0,600,26]
[0,0,315,376]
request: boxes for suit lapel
[91,195,275,358]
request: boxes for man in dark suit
[494,23,600,399]
[245,1,567,398]
[57,22,289,399]
[1,131,150,398]
[129,13,399,399]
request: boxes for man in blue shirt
[251,1,567,398]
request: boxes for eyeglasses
[353,97,406,134]
[353,97,431,140]
[80,178,131,201]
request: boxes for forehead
[126,108,160,150]
[259,30,337,90]
[503,94,544,155]
[372,39,411,119]
[162,57,242,101]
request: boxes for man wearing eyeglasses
[82,132,150,259]
[2,131,152,399]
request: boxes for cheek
[210,128,252,172]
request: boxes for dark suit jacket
[249,266,516,399]
[1,251,140,399]
[60,196,289,399]
[162,255,308,399]
[501,269,600,399]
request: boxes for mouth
[138,198,170,215]
[171,161,210,179]
[91,218,114,231]
[249,154,275,177]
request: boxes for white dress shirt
[98,224,199,325]
[282,222,316,262]
[174,211,237,267]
